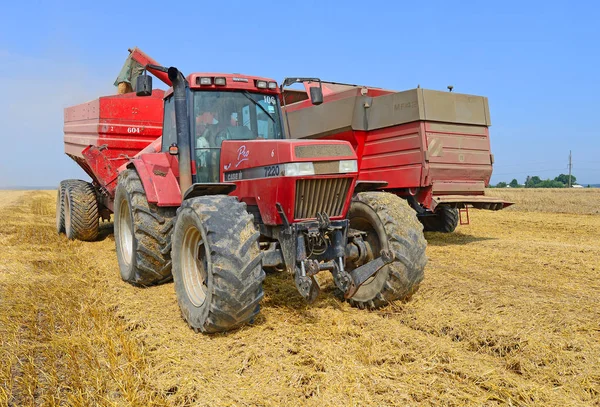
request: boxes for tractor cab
[159,73,286,183]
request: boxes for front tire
[344,192,427,309]
[172,196,265,333]
[114,169,176,286]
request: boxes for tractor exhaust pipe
[168,67,193,199]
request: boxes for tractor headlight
[339,160,358,173]
[283,162,315,176]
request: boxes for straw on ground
[1,189,599,406]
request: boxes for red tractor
[57,49,427,333]
[280,81,512,233]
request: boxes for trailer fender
[124,153,182,207]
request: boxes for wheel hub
[181,226,208,307]
[64,194,71,234]
[118,199,133,266]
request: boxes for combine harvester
[56,49,427,333]
[280,81,512,232]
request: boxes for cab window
[161,96,176,152]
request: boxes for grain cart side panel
[63,89,165,195]
[424,122,493,195]
[282,84,511,211]
[357,122,423,188]
[416,89,493,196]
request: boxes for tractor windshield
[193,91,284,182]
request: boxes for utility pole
[568,150,572,188]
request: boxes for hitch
[344,250,394,299]
[294,260,320,303]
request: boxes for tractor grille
[294,178,352,219]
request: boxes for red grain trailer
[62,89,165,218]
[281,82,512,232]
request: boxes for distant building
[572,185,584,188]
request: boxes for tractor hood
[220,139,359,225]
[219,139,357,173]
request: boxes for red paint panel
[222,139,357,225]
[365,122,421,142]
[361,150,423,170]
[64,91,164,159]
[432,181,486,195]
[220,139,356,174]
[231,175,355,225]
[429,150,492,166]
[353,123,424,182]
[131,153,182,207]
[359,165,422,188]
[64,90,165,193]
[363,134,421,156]
[426,133,489,151]
[428,163,492,183]
[232,176,294,225]
[424,125,492,187]
[81,145,120,195]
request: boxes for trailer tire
[421,207,459,233]
[56,179,81,234]
[342,192,427,309]
[63,180,99,241]
[114,169,176,286]
[172,196,265,333]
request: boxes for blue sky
[0,0,599,186]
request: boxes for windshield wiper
[241,91,276,123]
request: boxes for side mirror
[136,74,152,97]
[309,86,323,105]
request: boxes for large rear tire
[63,180,99,241]
[114,169,176,286]
[420,207,459,233]
[344,192,427,309]
[172,195,265,333]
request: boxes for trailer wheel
[56,179,80,234]
[172,195,265,333]
[421,207,459,233]
[63,180,99,241]
[114,169,176,286]
[343,192,427,309]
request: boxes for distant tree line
[491,174,591,188]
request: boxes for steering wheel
[213,128,231,146]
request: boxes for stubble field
[0,189,599,406]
